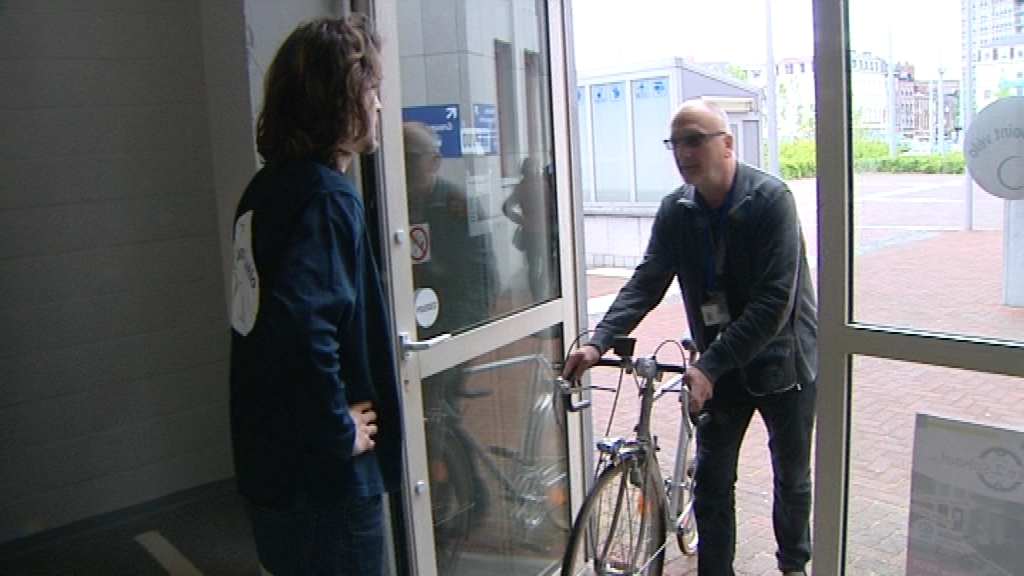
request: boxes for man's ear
[724,133,735,157]
[429,153,442,173]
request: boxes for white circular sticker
[414,288,439,328]
[964,96,1024,200]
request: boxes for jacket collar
[676,162,752,218]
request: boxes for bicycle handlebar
[593,356,686,374]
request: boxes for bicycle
[560,335,703,575]
[425,349,570,574]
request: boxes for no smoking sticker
[410,223,431,264]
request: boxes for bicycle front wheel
[562,459,666,575]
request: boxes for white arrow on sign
[446,107,458,119]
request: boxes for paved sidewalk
[581,227,1024,576]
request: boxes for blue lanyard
[701,187,733,293]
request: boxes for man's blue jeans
[693,379,816,575]
[246,493,384,576]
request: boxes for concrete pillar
[200,0,334,312]
[1003,200,1024,306]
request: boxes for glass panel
[591,81,631,202]
[849,0,1024,342]
[848,356,1024,575]
[632,76,679,203]
[423,327,569,575]
[398,0,561,340]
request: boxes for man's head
[402,122,441,197]
[667,99,736,198]
[256,16,382,167]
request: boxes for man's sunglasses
[663,131,726,150]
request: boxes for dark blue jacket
[229,161,402,509]
[590,162,817,395]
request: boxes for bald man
[563,99,817,576]
[402,121,499,339]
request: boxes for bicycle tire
[428,432,478,574]
[562,459,666,575]
[675,491,698,556]
[675,456,699,556]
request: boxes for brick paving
[581,224,1024,575]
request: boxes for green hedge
[776,139,965,179]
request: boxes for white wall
[0,0,230,542]
[0,0,336,544]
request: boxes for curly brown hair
[255,15,382,166]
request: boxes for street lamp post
[888,27,898,157]
[964,0,975,230]
[764,0,779,176]
[938,65,946,155]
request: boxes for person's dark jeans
[246,494,384,576]
[692,379,816,575]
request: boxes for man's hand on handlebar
[561,344,602,382]
[685,366,714,412]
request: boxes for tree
[725,64,749,82]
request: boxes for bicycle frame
[599,356,696,542]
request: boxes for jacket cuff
[587,331,615,355]
[694,345,733,385]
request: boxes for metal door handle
[399,332,452,359]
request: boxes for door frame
[812,0,1024,573]
[372,0,590,573]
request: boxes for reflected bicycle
[426,351,570,574]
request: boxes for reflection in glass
[398,0,561,341]
[502,158,558,302]
[403,122,500,341]
[848,357,1024,574]
[422,328,569,575]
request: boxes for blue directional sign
[402,104,462,158]
[594,85,607,103]
[472,103,498,156]
[610,82,624,102]
[635,80,649,99]
[652,78,667,98]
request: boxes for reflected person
[229,16,402,576]
[502,156,556,301]
[562,99,817,576]
[403,121,499,338]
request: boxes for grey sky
[572,0,963,80]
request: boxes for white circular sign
[964,96,1024,200]
[414,287,439,328]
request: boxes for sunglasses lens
[682,134,703,147]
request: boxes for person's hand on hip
[350,401,378,456]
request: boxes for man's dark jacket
[590,162,817,395]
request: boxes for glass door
[814,0,1024,574]
[373,1,583,574]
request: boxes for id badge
[700,292,731,326]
